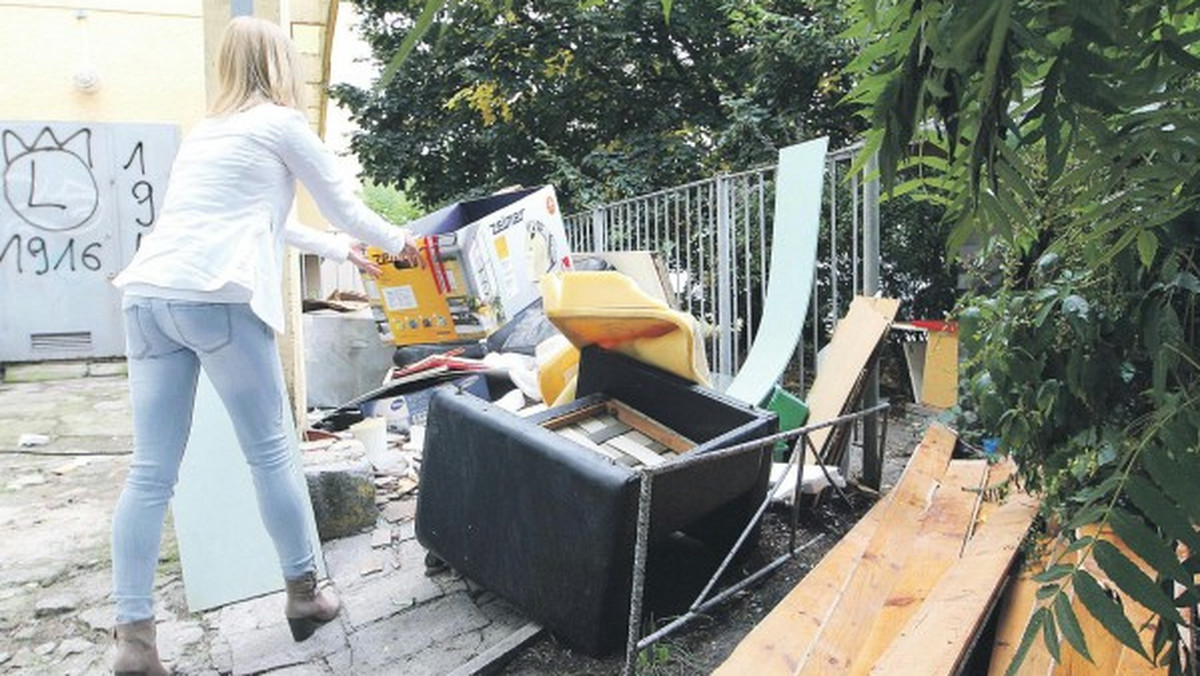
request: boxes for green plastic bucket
[765,385,809,461]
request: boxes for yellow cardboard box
[364,185,572,346]
[365,239,489,345]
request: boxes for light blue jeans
[112,297,314,623]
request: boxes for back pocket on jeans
[167,303,233,353]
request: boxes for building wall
[1,0,336,206]
[0,1,207,127]
[0,0,338,403]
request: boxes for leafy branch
[846,0,1199,672]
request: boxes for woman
[109,16,415,675]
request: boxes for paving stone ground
[0,364,529,675]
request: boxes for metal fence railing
[564,141,875,393]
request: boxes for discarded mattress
[415,346,777,655]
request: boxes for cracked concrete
[0,365,530,674]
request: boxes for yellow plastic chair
[539,271,711,402]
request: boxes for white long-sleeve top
[113,103,409,333]
[284,220,354,262]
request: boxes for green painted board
[173,371,324,611]
[724,137,828,405]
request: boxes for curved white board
[723,137,828,405]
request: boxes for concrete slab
[87,361,128,378]
[3,361,89,383]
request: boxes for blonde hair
[212,16,305,115]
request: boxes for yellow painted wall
[0,2,207,128]
[0,1,332,132]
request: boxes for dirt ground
[502,398,939,675]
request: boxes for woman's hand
[395,235,423,269]
[348,243,382,278]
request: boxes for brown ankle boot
[284,571,340,641]
[113,618,169,676]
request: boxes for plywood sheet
[921,329,958,409]
[803,296,900,465]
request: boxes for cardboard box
[364,186,572,346]
[365,242,489,345]
[360,373,490,433]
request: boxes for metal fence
[564,141,876,392]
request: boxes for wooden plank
[870,490,1040,676]
[605,433,667,467]
[971,457,1021,549]
[585,420,633,445]
[715,424,956,676]
[1112,605,1168,676]
[557,426,628,464]
[619,430,674,458]
[1057,531,1164,676]
[986,545,1057,676]
[446,622,545,676]
[622,429,656,448]
[845,459,989,675]
[988,525,1171,676]
[713,489,892,676]
[577,413,615,434]
[803,296,900,465]
[796,423,958,674]
[716,423,956,676]
[607,399,694,453]
[1055,581,1125,675]
[538,401,606,430]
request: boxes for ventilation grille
[30,332,93,353]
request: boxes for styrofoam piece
[769,461,846,504]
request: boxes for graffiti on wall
[0,123,176,277]
[0,121,178,362]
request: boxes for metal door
[1,121,178,362]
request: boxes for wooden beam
[845,459,988,675]
[713,423,956,676]
[870,489,1040,676]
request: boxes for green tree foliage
[360,179,424,224]
[846,0,1198,672]
[332,0,859,212]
